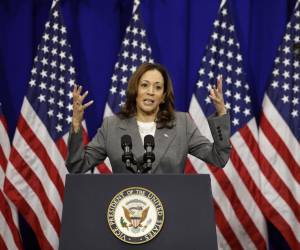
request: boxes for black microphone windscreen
[121,134,132,149]
[144,134,154,150]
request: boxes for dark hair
[118,62,175,128]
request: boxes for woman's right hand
[72,85,94,132]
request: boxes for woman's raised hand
[209,77,227,116]
[72,85,94,132]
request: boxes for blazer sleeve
[187,113,231,168]
[65,117,109,173]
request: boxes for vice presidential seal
[107,187,164,244]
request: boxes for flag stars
[232,118,239,126]
[60,39,66,46]
[41,46,49,53]
[56,124,62,132]
[272,68,279,76]
[140,55,147,63]
[68,66,75,74]
[132,40,138,47]
[233,105,240,113]
[41,58,48,65]
[41,70,48,78]
[283,71,290,79]
[121,64,128,72]
[282,83,289,91]
[59,76,65,83]
[38,94,46,102]
[31,68,37,75]
[293,61,300,68]
[29,79,36,87]
[52,36,58,43]
[47,109,54,117]
[57,112,63,120]
[133,14,139,21]
[130,66,137,73]
[122,51,129,58]
[281,95,289,103]
[39,82,47,90]
[292,97,299,105]
[49,85,55,93]
[43,33,50,41]
[210,45,217,53]
[282,46,290,54]
[234,92,241,100]
[243,108,251,116]
[212,32,218,40]
[60,64,66,71]
[53,23,59,30]
[292,85,299,93]
[271,81,279,88]
[131,53,137,61]
[66,116,72,124]
[283,58,290,66]
[68,79,75,87]
[197,81,204,88]
[48,97,55,104]
[60,26,66,34]
[58,100,64,108]
[120,89,126,97]
[293,73,299,81]
[58,88,64,96]
[123,39,130,46]
[50,61,57,68]
[111,74,117,82]
[140,29,146,37]
[199,68,205,75]
[291,110,298,117]
[121,76,127,84]
[59,51,66,59]
[244,95,251,103]
[225,90,231,97]
[110,86,117,94]
[67,103,73,112]
[205,96,211,104]
[51,48,58,56]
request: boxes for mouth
[143,99,154,105]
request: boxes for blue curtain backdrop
[0,0,296,249]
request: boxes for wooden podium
[59,174,218,250]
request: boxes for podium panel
[59,174,217,250]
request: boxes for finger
[81,90,89,101]
[217,76,223,93]
[83,100,94,109]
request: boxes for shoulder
[173,111,193,127]
[101,114,122,128]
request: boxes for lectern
[59,174,218,250]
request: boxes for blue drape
[0,0,295,249]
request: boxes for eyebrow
[140,80,163,84]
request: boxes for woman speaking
[66,63,231,173]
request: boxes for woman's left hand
[209,77,227,116]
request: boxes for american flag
[3,1,86,249]
[99,0,154,173]
[258,1,300,249]
[187,1,269,249]
[0,102,23,250]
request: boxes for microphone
[143,135,155,173]
[121,135,137,173]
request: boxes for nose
[147,85,155,95]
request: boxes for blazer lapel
[150,124,176,173]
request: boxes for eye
[155,85,163,90]
[140,82,148,88]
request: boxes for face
[136,69,165,119]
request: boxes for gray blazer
[66,112,231,174]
